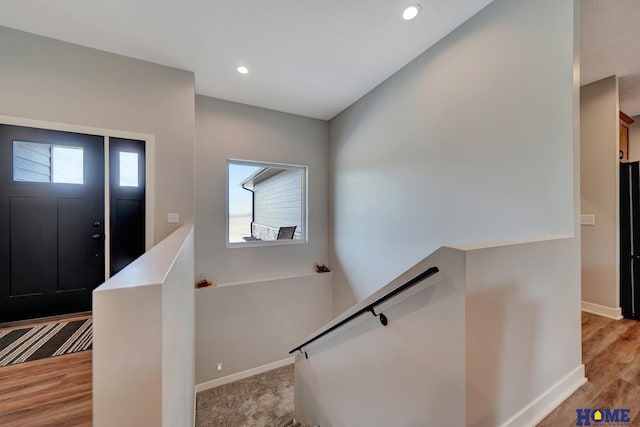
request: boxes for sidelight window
[118,152,139,187]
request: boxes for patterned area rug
[196,364,294,427]
[0,318,92,367]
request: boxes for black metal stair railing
[289,266,439,358]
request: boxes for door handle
[92,233,103,240]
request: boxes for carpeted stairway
[196,364,317,427]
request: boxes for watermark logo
[576,408,631,426]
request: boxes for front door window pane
[13,141,51,182]
[13,141,84,185]
[52,146,84,184]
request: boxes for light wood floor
[538,312,640,426]
[0,315,92,427]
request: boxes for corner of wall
[580,75,620,309]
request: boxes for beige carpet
[196,364,295,427]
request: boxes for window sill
[226,238,308,249]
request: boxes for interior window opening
[227,159,307,246]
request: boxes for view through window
[228,160,306,245]
[13,140,84,184]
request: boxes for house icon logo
[592,410,602,421]
[576,408,631,426]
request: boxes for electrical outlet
[167,212,180,224]
[580,214,595,226]
[217,362,223,372]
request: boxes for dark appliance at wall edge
[620,161,640,319]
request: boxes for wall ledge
[200,272,331,290]
[581,301,623,320]
[498,365,586,427]
[446,234,572,251]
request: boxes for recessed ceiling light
[402,4,421,20]
[237,65,249,74]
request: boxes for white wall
[162,228,196,427]
[329,0,576,313]
[195,274,331,385]
[195,95,328,283]
[194,96,332,384]
[305,0,582,424]
[295,247,467,427]
[580,76,619,309]
[0,26,195,243]
[464,238,583,427]
[94,225,195,427]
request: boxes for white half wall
[93,225,195,427]
[162,228,196,427]
[294,247,467,427]
[463,237,583,427]
[195,274,332,385]
[293,238,583,427]
[328,0,577,313]
[580,76,620,309]
[0,26,195,243]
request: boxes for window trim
[226,158,308,248]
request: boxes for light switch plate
[580,214,595,226]
[167,212,180,224]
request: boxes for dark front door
[0,125,105,322]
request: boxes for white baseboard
[196,357,295,393]
[581,301,623,320]
[498,365,586,427]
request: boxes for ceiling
[0,0,494,120]
[4,1,636,119]
[582,0,640,117]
